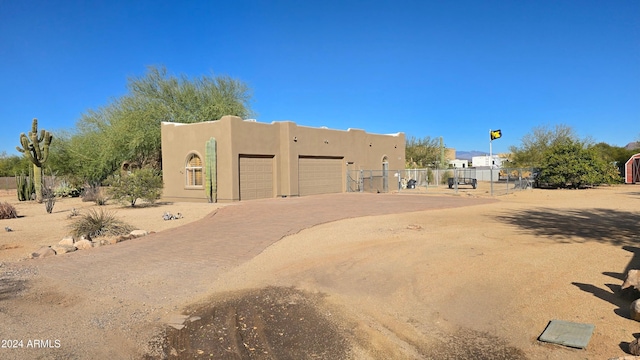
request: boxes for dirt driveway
[0,185,639,359]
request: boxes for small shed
[625,153,640,184]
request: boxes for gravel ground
[0,184,639,359]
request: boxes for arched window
[185,153,203,187]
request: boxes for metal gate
[346,170,390,193]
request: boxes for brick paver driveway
[32,192,496,307]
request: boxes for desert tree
[53,65,253,185]
[0,152,29,177]
[537,139,619,188]
[405,136,442,168]
[509,124,578,168]
[591,142,637,181]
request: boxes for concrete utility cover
[538,320,595,349]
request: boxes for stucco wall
[161,116,405,202]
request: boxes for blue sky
[1,0,638,157]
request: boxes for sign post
[489,129,502,196]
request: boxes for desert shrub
[0,202,18,219]
[95,195,107,206]
[82,185,108,205]
[440,170,453,185]
[107,168,163,207]
[81,185,101,202]
[42,171,57,214]
[68,208,134,239]
[54,180,80,197]
[427,168,434,184]
[42,186,56,214]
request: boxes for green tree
[591,142,637,181]
[47,127,114,187]
[509,124,578,167]
[537,139,619,188]
[0,152,30,177]
[106,168,163,207]
[405,136,441,168]
[127,65,253,124]
[52,65,253,185]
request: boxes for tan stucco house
[161,115,405,202]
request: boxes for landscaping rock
[51,245,77,254]
[102,237,118,245]
[163,212,182,220]
[59,236,75,246]
[623,270,640,291]
[631,338,640,355]
[130,230,149,237]
[630,300,640,322]
[167,314,190,330]
[116,235,134,243]
[31,246,56,259]
[75,239,93,250]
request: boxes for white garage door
[298,157,343,196]
[239,156,274,200]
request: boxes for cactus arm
[31,131,43,163]
[31,118,38,135]
[17,133,28,152]
[17,133,38,164]
[40,132,52,164]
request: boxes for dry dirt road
[0,184,639,359]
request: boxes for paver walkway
[31,192,496,307]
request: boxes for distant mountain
[625,142,640,151]
[456,150,488,161]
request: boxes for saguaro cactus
[16,118,53,203]
[204,137,217,203]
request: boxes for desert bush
[440,170,453,185]
[81,185,101,202]
[42,170,57,214]
[54,180,80,197]
[82,185,108,205]
[427,168,434,184]
[95,195,107,206]
[42,186,56,214]
[68,208,134,239]
[107,168,163,207]
[0,202,18,219]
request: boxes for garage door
[239,156,274,200]
[298,157,343,196]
